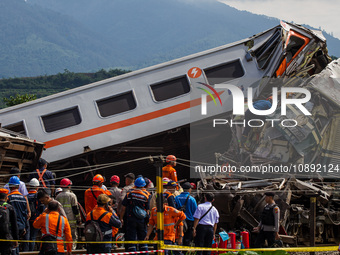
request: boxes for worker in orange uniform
[86,194,122,254]
[163,155,178,183]
[33,200,72,255]
[84,174,109,214]
[145,194,186,255]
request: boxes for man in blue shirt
[8,176,30,254]
[29,158,55,196]
[193,192,219,255]
[175,182,197,246]
[4,167,28,196]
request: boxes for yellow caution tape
[161,244,339,252]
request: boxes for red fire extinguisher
[227,232,236,249]
[218,234,228,254]
[241,231,250,248]
[211,238,218,255]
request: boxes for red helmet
[190,182,197,189]
[60,178,72,188]
[166,155,176,163]
[93,174,104,184]
[110,175,120,184]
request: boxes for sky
[219,0,340,40]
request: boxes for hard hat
[164,180,177,187]
[93,174,104,184]
[190,182,197,189]
[9,176,20,185]
[266,96,273,101]
[134,177,146,188]
[60,178,72,188]
[162,177,170,185]
[29,178,40,187]
[166,155,176,163]
[97,194,110,204]
[110,175,120,184]
[55,187,63,195]
[38,158,48,167]
[0,189,9,194]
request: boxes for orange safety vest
[162,165,178,182]
[33,211,72,253]
[149,205,186,242]
[84,186,106,214]
[36,169,47,188]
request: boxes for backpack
[84,211,108,241]
[0,202,11,239]
[179,195,190,232]
[40,214,61,255]
[28,193,39,220]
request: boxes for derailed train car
[206,58,340,245]
[0,21,331,184]
[0,128,44,184]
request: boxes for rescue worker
[84,174,108,214]
[120,177,150,253]
[175,182,197,247]
[37,189,67,218]
[7,176,31,254]
[109,175,121,211]
[145,194,186,255]
[118,173,135,213]
[29,158,55,196]
[55,187,63,196]
[4,167,28,196]
[193,192,219,255]
[108,195,119,240]
[253,192,280,248]
[164,180,177,208]
[27,178,45,251]
[33,200,73,255]
[86,194,122,254]
[150,177,170,209]
[163,155,178,183]
[0,188,19,255]
[56,178,81,250]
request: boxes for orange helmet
[166,155,176,163]
[93,174,104,184]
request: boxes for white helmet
[55,187,63,195]
[28,178,39,187]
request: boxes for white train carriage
[0,22,328,164]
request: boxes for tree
[3,94,37,107]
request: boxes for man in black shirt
[0,188,19,255]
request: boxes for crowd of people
[0,155,280,255]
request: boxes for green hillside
[1,0,339,78]
[0,69,129,108]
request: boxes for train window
[151,76,190,102]
[42,107,81,133]
[205,60,244,84]
[96,91,137,117]
[3,121,27,136]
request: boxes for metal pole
[154,157,164,255]
[310,196,316,255]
